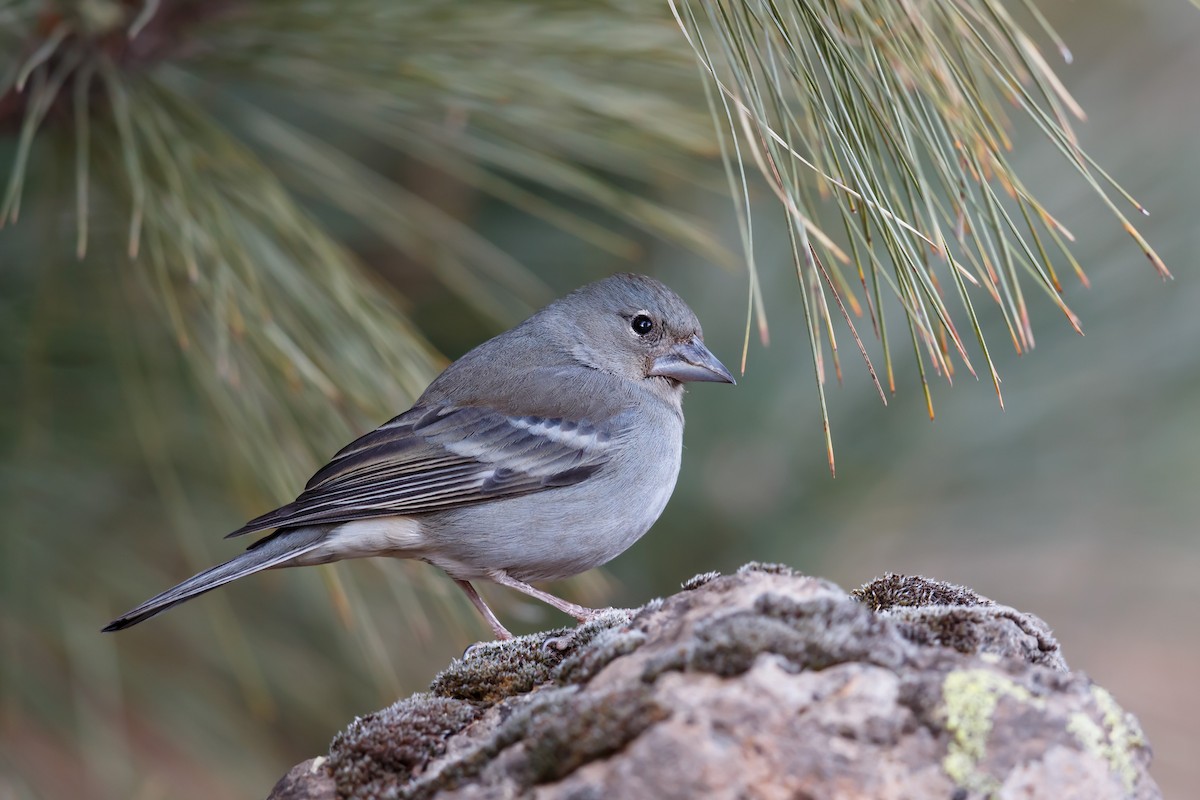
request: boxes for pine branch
[673,0,1168,471]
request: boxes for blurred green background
[2,1,1197,798]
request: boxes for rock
[269,564,1159,800]
[268,757,337,800]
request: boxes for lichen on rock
[269,565,1160,800]
[939,668,1042,795]
[1068,685,1150,794]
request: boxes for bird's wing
[225,404,622,537]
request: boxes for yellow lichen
[940,669,1043,796]
[1066,712,1105,753]
[1067,686,1146,793]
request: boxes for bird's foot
[453,578,513,641]
[571,606,608,624]
[487,570,601,624]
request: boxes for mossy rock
[269,566,1159,800]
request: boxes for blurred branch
[0,0,729,493]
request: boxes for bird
[102,273,735,640]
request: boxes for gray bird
[103,273,734,639]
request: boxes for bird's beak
[649,335,736,385]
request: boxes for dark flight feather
[225,404,620,538]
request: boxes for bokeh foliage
[0,1,1182,798]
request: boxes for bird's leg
[453,579,513,640]
[488,570,600,623]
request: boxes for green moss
[1067,686,1146,793]
[939,669,1042,796]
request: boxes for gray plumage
[103,273,734,638]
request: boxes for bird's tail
[101,528,326,632]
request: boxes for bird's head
[549,273,736,391]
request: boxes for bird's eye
[631,314,654,336]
